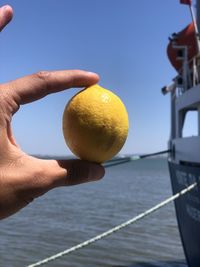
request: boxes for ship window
[182,110,198,137]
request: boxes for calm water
[0,158,187,267]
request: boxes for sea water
[0,158,187,267]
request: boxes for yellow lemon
[62,84,129,163]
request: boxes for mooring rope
[27,181,197,267]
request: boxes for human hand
[0,6,104,219]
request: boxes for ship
[162,0,200,266]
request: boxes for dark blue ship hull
[169,161,200,267]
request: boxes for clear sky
[0,0,192,156]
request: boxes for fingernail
[3,5,13,14]
[3,5,9,10]
[86,71,100,79]
[1,5,13,24]
[86,71,97,75]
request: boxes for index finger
[4,70,100,105]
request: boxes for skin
[0,5,105,220]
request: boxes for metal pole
[197,0,200,33]
[190,2,200,53]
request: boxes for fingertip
[3,5,14,18]
[0,5,13,31]
[65,70,100,89]
[6,8,13,27]
[57,159,105,186]
[86,71,100,83]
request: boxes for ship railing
[161,50,200,140]
[162,51,200,97]
[176,52,200,95]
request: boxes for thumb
[41,158,105,188]
[0,5,13,31]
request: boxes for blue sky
[0,0,192,156]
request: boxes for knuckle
[34,71,51,82]
[28,163,53,195]
[16,166,48,200]
[0,86,20,120]
[32,71,52,93]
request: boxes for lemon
[62,84,129,163]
